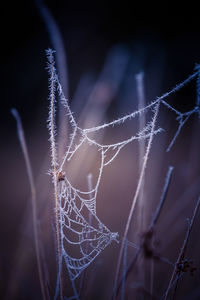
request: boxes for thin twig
[115,248,141,298]
[163,196,200,300]
[149,165,174,296]
[150,166,174,229]
[121,238,128,300]
[36,0,68,97]
[46,50,63,300]
[11,109,47,300]
[113,102,160,299]
[136,71,146,232]
[194,64,200,112]
[136,71,147,295]
[115,165,174,299]
[36,0,69,164]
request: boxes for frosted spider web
[46,50,200,299]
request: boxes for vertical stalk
[113,101,160,299]
[163,196,200,300]
[114,165,174,298]
[11,109,47,300]
[47,50,63,300]
[136,71,146,231]
[136,71,147,293]
[36,0,69,164]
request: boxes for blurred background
[1,0,200,299]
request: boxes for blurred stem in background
[11,109,48,300]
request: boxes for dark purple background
[1,1,200,299]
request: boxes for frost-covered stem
[36,0,69,162]
[113,101,160,299]
[136,71,146,231]
[11,109,47,300]
[47,50,63,300]
[163,196,200,300]
[59,127,77,172]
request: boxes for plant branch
[115,165,174,299]
[113,101,160,299]
[46,49,63,300]
[163,196,200,300]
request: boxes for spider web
[58,177,118,281]
[55,104,162,282]
[46,50,200,299]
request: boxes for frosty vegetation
[46,49,200,300]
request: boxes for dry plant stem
[11,109,47,300]
[116,248,140,298]
[195,64,200,114]
[150,166,174,229]
[121,238,128,300]
[163,196,200,300]
[36,0,69,164]
[136,71,146,231]
[48,55,63,300]
[113,101,160,299]
[136,71,147,293]
[150,166,174,298]
[172,277,179,300]
[36,0,68,97]
[115,165,174,298]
